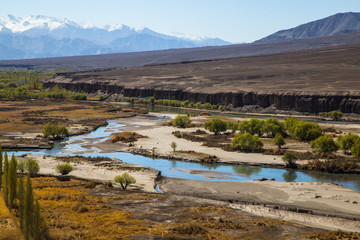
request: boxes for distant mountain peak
[258,12,360,42]
[0,14,230,60]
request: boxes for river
[12,116,360,192]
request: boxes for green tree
[273,133,285,149]
[205,118,227,135]
[203,103,212,109]
[149,96,155,105]
[170,141,177,152]
[25,158,40,177]
[337,133,360,154]
[43,123,69,139]
[293,121,322,141]
[227,122,239,134]
[238,119,264,136]
[189,102,195,108]
[310,136,339,154]
[330,110,343,120]
[351,140,360,158]
[33,199,44,240]
[173,115,191,128]
[114,173,136,189]
[18,175,25,230]
[183,100,190,107]
[195,102,202,109]
[55,162,74,175]
[3,153,9,205]
[262,118,285,137]
[8,154,18,209]
[231,133,264,151]
[284,116,299,136]
[18,160,26,174]
[282,152,297,168]
[24,175,34,240]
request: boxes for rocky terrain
[43,43,360,113]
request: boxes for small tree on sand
[55,162,74,175]
[282,152,297,168]
[170,141,177,152]
[273,133,285,149]
[114,173,136,189]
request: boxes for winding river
[13,115,360,192]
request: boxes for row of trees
[0,148,44,239]
[116,96,225,111]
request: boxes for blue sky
[1,0,360,43]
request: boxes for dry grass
[111,131,147,143]
[0,193,24,240]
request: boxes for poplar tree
[8,154,18,208]
[24,175,34,240]
[33,199,41,240]
[0,145,3,189]
[3,153,9,206]
[18,175,25,230]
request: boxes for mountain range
[258,12,360,42]
[0,15,230,60]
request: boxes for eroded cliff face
[42,80,360,114]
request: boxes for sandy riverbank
[20,154,159,193]
[158,177,360,232]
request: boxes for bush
[351,140,360,158]
[262,118,285,137]
[205,118,227,135]
[310,136,339,154]
[282,152,297,168]
[293,121,322,141]
[114,173,136,189]
[18,160,26,174]
[330,110,343,120]
[231,133,263,151]
[239,118,264,136]
[55,162,74,175]
[149,96,155,105]
[25,158,40,177]
[172,131,182,138]
[195,102,202,109]
[273,133,285,148]
[284,116,299,136]
[227,122,239,134]
[337,133,360,154]
[173,115,192,128]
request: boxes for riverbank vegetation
[0,69,87,101]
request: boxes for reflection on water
[11,119,360,192]
[283,170,297,182]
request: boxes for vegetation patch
[111,132,147,143]
[176,150,219,163]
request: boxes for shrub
[293,121,322,141]
[227,122,239,134]
[183,100,190,107]
[337,133,360,154]
[351,140,360,158]
[173,115,192,128]
[43,123,69,139]
[195,102,202,109]
[25,158,40,177]
[170,141,177,152]
[284,116,299,136]
[114,173,136,189]
[273,133,285,148]
[203,103,212,109]
[282,152,297,168]
[310,136,339,154]
[99,95,104,101]
[205,118,227,135]
[262,118,285,137]
[330,110,343,120]
[231,133,263,151]
[149,96,155,105]
[55,162,74,175]
[239,118,264,136]
[172,131,182,138]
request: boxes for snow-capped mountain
[0,15,231,60]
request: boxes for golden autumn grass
[0,99,129,133]
[1,177,360,239]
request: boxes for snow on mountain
[0,14,231,60]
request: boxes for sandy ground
[21,154,159,193]
[128,113,286,166]
[158,177,360,232]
